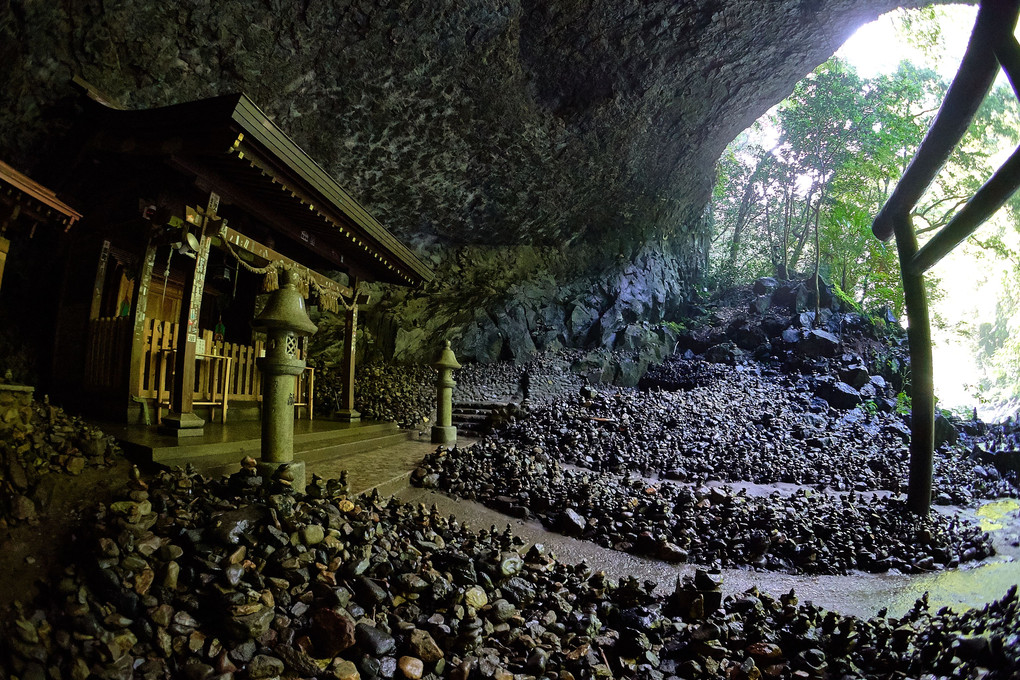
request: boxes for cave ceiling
[1,0,939,251]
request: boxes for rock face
[1,0,934,361]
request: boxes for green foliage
[861,399,880,416]
[892,6,944,62]
[831,281,863,314]
[664,320,688,335]
[895,391,912,416]
[709,51,1018,322]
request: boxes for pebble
[409,629,443,663]
[0,397,118,527]
[2,337,1019,680]
[398,655,424,679]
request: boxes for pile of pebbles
[961,415,1020,482]
[454,353,587,408]
[313,362,438,429]
[0,394,119,528]
[413,442,994,575]
[477,368,1016,502]
[3,463,1018,680]
[354,363,438,429]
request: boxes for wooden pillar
[336,279,361,422]
[126,239,157,422]
[160,193,219,437]
[894,214,935,515]
[89,239,111,320]
[0,236,9,294]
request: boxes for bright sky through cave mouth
[836,5,977,80]
[836,5,1017,418]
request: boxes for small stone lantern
[431,340,461,444]
[253,267,317,492]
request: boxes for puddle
[975,498,1020,531]
[391,488,1020,619]
[875,559,1018,616]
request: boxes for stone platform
[101,418,415,481]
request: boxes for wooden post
[127,239,157,421]
[893,214,935,515]
[0,236,9,293]
[160,193,219,437]
[337,279,361,422]
[89,239,111,320]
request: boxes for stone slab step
[180,430,411,478]
[297,431,411,464]
[140,421,399,465]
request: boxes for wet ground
[334,434,1020,621]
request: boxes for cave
[2,1,1020,679]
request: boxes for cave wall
[1,0,933,365]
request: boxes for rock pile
[4,464,1019,680]
[481,368,1016,502]
[961,415,1020,481]
[414,442,993,575]
[675,277,910,412]
[454,353,585,408]
[0,391,119,528]
[315,363,437,429]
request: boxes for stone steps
[451,401,503,436]
[109,420,410,479]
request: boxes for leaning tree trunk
[894,214,935,515]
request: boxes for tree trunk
[788,184,818,274]
[729,160,769,266]
[778,188,792,279]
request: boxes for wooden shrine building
[46,83,432,434]
[1,160,82,294]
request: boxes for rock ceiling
[3,0,938,250]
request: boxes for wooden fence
[84,317,131,391]
[136,319,268,403]
[85,318,312,418]
[135,320,310,410]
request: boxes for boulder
[726,319,766,351]
[704,342,737,365]
[798,330,840,358]
[749,295,771,315]
[558,509,587,536]
[934,413,959,449]
[816,381,861,410]
[752,277,779,296]
[771,282,809,312]
[498,305,537,363]
[839,364,871,389]
[568,299,601,342]
[459,317,504,364]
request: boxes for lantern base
[256,460,306,494]
[158,411,206,438]
[431,424,457,444]
[334,408,361,422]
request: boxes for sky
[836,5,1017,417]
[836,5,978,80]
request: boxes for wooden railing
[871,0,1020,514]
[85,317,132,390]
[136,319,268,403]
[133,319,312,417]
[83,317,313,419]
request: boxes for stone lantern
[431,340,461,444]
[253,267,317,491]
